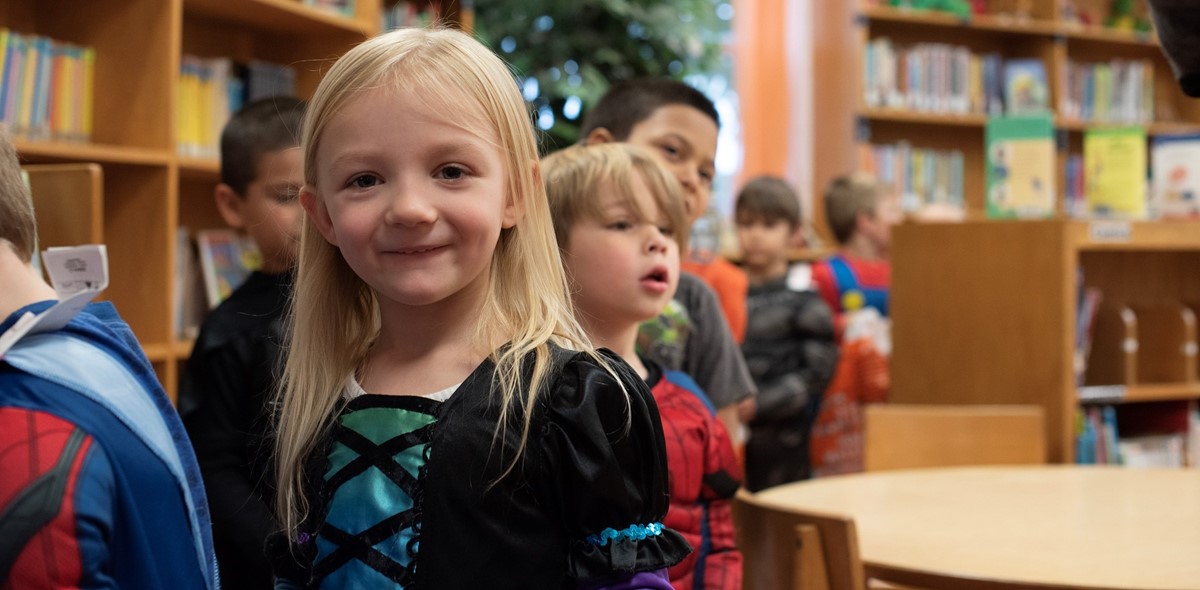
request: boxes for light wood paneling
[863,404,1046,471]
[891,221,1075,461]
[893,220,1200,462]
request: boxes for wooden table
[755,466,1200,590]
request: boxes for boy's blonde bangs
[544,143,688,252]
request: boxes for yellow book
[63,45,78,140]
[179,56,198,155]
[202,59,221,157]
[1084,127,1147,218]
[17,34,38,137]
[197,61,211,156]
[81,46,94,142]
[52,44,69,140]
[176,61,188,153]
[968,54,982,114]
[0,28,10,123]
[68,45,83,141]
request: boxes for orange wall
[734,0,790,181]
[810,0,858,241]
[736,0,857,243]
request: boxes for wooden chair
[863,404,1046,472]
[734,488,866,590]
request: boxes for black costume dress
[271,345,690,589]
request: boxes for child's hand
[735,396,756,423]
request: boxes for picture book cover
[985,115,1055,218]
[1150,134,1200,219]
[1084,127,1147,219]
[196,229,259,309]
[1004,59,1049,116]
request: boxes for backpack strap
[827,256,889,317]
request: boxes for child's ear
[213,184,246,230]
[790,223,808,248]
[583,127,616,146]
[300,186,338,246]
[502,161,535,229]
[855,209,874,230]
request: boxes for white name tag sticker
[0,245,109,356]
[42,245,109,295]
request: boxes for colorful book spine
[862,38,999,115]
[80,46,94,141]
[304,0,356,17]
[1065,59,1155,124]
[30,35,52,140]
[862,141,964,217]
[0,29,14,127]
[16,34,36,137]
[0,30,95,142]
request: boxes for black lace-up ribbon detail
[312,418,435,587]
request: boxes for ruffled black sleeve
[539,348,692,581]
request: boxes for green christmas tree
[474,0,730,151]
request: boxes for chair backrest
[734,489,866,590]
[863,404,1046,472]
[24,164,104,251]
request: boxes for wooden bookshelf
[858,108,989,127]
[851,1,1200,218]
[4,0,462,400]
[891,220,1200,463]
[846,1,1200,465]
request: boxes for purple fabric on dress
[578,568,674,590]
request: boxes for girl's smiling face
[302,85,518,313]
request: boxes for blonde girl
[270,28,688,589]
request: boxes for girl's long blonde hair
[275,27,606,536]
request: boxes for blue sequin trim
[585,522,664,547]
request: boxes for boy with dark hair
[581,78,721,149]
[0,130,218,589]
[735,176,838,491]
[180,95,304,589]
[581,78,757,444]
[811,172,899,320]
